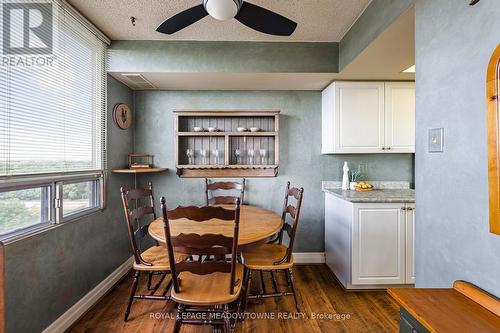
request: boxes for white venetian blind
[0,0,108,176]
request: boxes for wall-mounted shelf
[175,110,279,178]
[111,168,168,174]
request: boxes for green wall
[415,0,500,295]
[133,90,414,252]
[109,41,339,73]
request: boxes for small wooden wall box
[128,154,154,169]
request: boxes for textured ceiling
[68,0,372,42]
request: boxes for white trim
[293,252,325,264]
[42,257,133,333]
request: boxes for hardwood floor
[69,265,399,333]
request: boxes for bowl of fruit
[355,182,374,191]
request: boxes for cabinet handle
[382,147,386,151]
[401,207,407,211]
[386,147,391,150]
[407,207,414,211]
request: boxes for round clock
[113,103,132,130]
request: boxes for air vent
[121,73,156,89]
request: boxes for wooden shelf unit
[175,110,279,178]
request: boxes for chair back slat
[176,261,232,275]
[208,196,241,205]
[161,197,241,295]
[120,182,157,266]
[277,182,304,264]
[205,178,246,206]
[167,205,236,221]
[285,204,297,219]
[206,181,244,191]
[127,188,152,201]
[129,206,154,221]
[172,233,233,251]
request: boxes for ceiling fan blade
[235,2,297,36]
[156,4,208,34]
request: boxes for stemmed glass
[200,149,208,165]
[186,149,194,165]
[213,149,220,165]
[247,149,255,165]
[234,149,242,164]
[259,149,268,165]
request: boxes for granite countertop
[323,188,415,203]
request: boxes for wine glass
[200,149,208,165]
[186,148,194,165]
[234,148,242,164]
[213,149,220,165]
[247,149,255,165]
[259,149,268,165]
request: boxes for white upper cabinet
[384,82,416,153]
[322,81,415,154]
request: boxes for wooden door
[384,82,415,153]
[352,203,406,285]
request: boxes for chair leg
[243,270,253,311]
[223,304,231,333]
[124,270,140,321]
[147,272,153,290]
[259,270,267,295]
[173,304,184,333]
[287,268,301,312]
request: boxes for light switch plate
[428,128,444,152]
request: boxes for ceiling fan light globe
[203,0,241,21]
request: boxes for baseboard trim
[293,252,325,264]
[42,257,133,333]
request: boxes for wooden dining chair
[161,197,243,333]
[120,182,186,321]
[205,178,246,205]
[241,181,304,312]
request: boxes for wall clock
[113,103,132,130]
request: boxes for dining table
[148,204,283,251]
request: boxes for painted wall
[134,90,414,252]
[3,76,134,332]
[109,41,339,73]
[415,0,500,295]
[339,0,414,70]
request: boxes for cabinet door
[384,82,415,153]
[334,82,385,153]
[352,203,406,285]
[405,204,416,283]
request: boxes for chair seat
[133,246,186,271]
[171,263,244,306]
[242,243,293,270]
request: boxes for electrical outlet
[428,128,444,152]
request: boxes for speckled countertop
[323,188,415,203]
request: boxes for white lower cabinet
[325,193,415,289]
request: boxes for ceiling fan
[156,0,297,36]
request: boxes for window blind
[0,0,107,177]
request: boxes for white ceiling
[68,0,372,42]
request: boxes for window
[0,1,109,238]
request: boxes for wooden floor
[69,265,399,333]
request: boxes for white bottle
[342,161,350,190]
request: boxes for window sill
[0,208,105,245]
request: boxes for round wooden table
[148,205,283,250]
